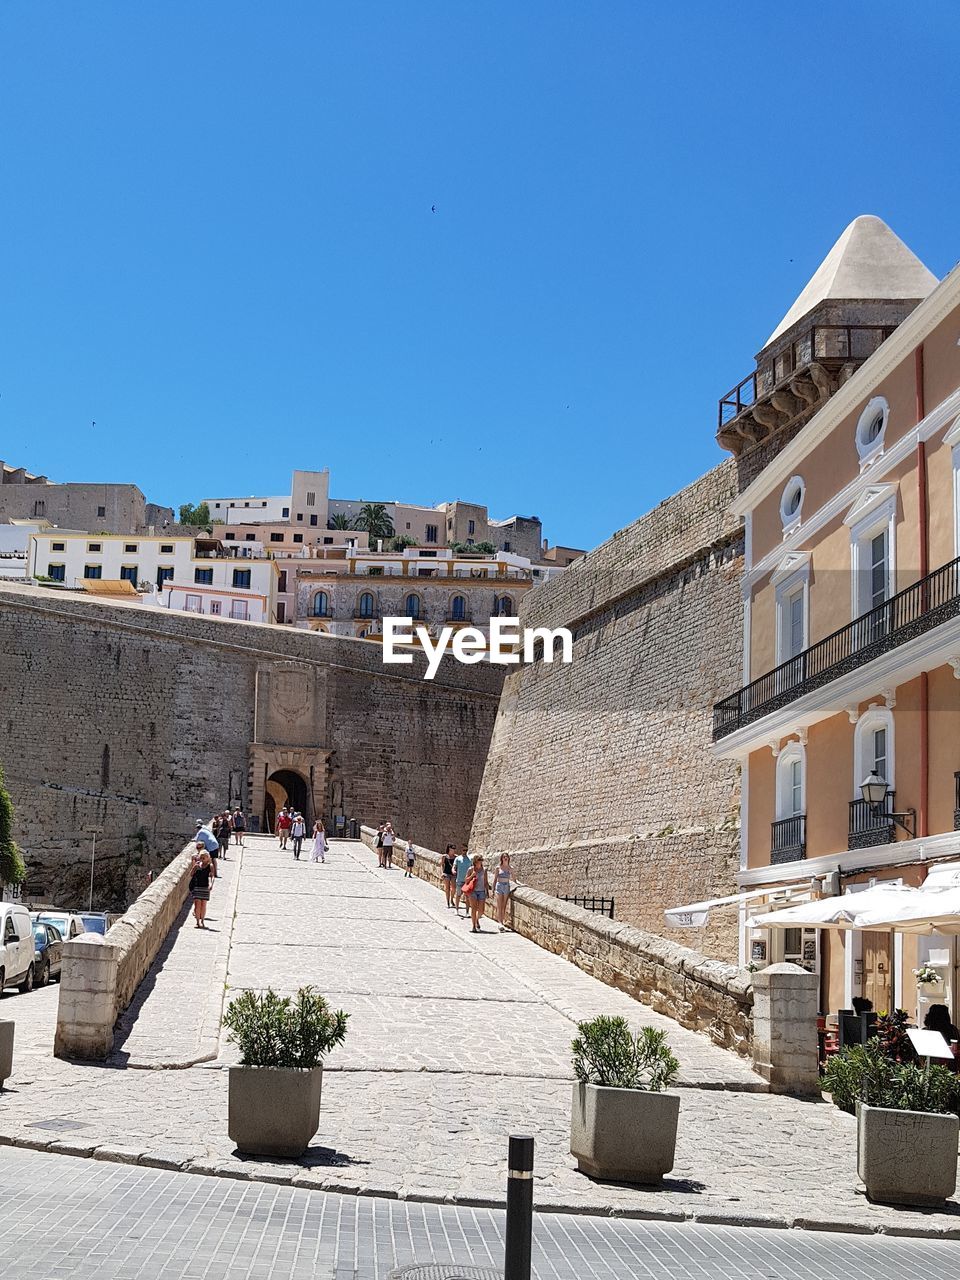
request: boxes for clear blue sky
[2,4,958,550]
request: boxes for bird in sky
[431,204,437,214]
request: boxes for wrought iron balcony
[771,814,806,864]
[849,793,896,850]
[713,554,960,740]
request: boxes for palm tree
[354,503,395,549]
[329,513,355,531]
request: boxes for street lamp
[84,827,102,912]
[859,771,916,837]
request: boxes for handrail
[714,554,960,739]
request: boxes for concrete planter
[570,1082,680,1183]
[228,1065,323,1158]
[0,1020,13,1087]
[857,1102,959,1206]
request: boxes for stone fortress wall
[0,584,502,909]
[468,461,746,961]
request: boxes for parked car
[32,922,63,986]
[78,913,109,936]
[0,904,37,994]
[31,911,86,942]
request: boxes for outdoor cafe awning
[664,884,807,928]
[746,882,919,931]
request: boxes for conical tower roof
[764,215,938,348]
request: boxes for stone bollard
[54,933,120,1060]
[0,1019,13,1086]
[751,962,821,1096]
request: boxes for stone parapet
[750,962,821,1097]
[360,827,754,1057]
[54,841,194,1060]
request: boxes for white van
[0,905,37,993]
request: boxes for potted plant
[222,986,348,1158]
[913,963,943,990]
[569,1015,680,1183]
[823,1034,960,1205]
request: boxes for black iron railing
[954,771,960,832]
[771,815,806,864]
[713,555,960,740]
[848,793,896,850]
[560,895,615,919]
[718,323,896,429]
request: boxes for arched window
[776,743,805,820]
[496,595,514,616]
[854,704,895,795]
[359,592,375,618]
[451,595,466,621]
[405,593,421,620]
[312,591,328,617]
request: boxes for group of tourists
[440,846,517,932]
[187,809,246,928]
[275,805,329,862]
[373,823,417,876]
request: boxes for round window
[780,477,805,530]
[856,397,889,461]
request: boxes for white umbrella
[747,882,918,930]
[855,886,960,934]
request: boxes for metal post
[504,1134,534,1280]
[89,831,96,912]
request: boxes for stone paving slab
[3,836,960,1236]
[3,1147,960,1280]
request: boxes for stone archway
[249,744,333,835]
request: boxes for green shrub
[222,986,348,1069]
[0,761,25,889]
[823,1039,960,1115]
[571,1015,679,1091]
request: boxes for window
[868,531,888,610]
[245,533,255,542]
[468,520,475,535]
[195,568,213,584]
[282,507,290,518]
[185,594,202,613]
[312,591,329,617]
[293,534,303,544]
[233,569,251,589]
[244,501,250,508]
[124,543,138,554]
[87,542,102,553]
[846,488,896,621]
[33,500,45,517]
[47,564,65,582]
[503,541,511,552]
[277,602,286,623]
[855,396,889,466]
[405,593,421,619]
[323,537,333,545]
[97,505,106,518]
[405,522,411,530]
[358,592,375,618]
[779,477,805,534]
[83,565,102,579]
[296,513,303,522]
[160,544,174,553]
[157,566,174,586]
[306,491,315,506]
[277,570,287,592]
[854,704,895,794]
[451,595,466,621]
[226,532,236,541]
[52,541,65,552]
[425,524,438,544]
[120,565,138,583]
[310,514,318,526]
[368,567,383,577]
[214,503,221,509]
[496,595,514,616]
[231,600,249,620]
[776,744,806,819]
[270,533,284,543]
[210,600,222,615]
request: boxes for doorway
[861,932,893,1012]
[264,768,310,834]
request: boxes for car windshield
[33,926,46,943]
[80,916,107,934]
[39,914,69,934]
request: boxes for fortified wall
[0,584,502,907]
[469,462,745,961]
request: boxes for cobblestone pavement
[1,837,959,1236]
[1,1146,959,1280]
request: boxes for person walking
[382,822,396,870]
[311,820,328,863]
[277,805,293,850]
[195,821,220,878]
[441,844,457,908]
[453,846,473,915]
[217,811,232,861]
[291,813,306,859]
[404,843,416,878]
[375,824,385,868]
[463,855,490,933]
[232,807,246,846]
[493,853,517,931]
[189,845,213,928]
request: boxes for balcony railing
[849,793,896,850]
[713,554,960,740]
[955,771,960,833]
[718,324,897,430]
[771,814,806,865]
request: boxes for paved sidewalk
[1,836,959,1235]
[1,1146,959,1280]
